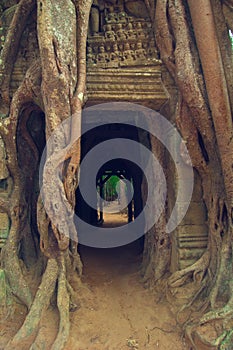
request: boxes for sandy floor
[64,209,189,350]
[0,208,189,350]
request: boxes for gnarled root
[2,242,33,310]
[168,251,210,289]
[51,255,70,350]
[184,282,233,349]
[5,258,58,350]
[166,252,211,325]
[5,253,80,350]
[185,315,233,350]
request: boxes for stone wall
[170,169,208,271]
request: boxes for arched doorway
[75,115,149,274]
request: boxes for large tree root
[0,0,36,111]
[51,256,70,350]
[184,285,233,349]
[186,315,233,350]
[5,258,58,350]
[168,251,210,288]
[5,254,76,350]
[0,59,43,310]
[2,214,33,309]
[2,246,33,310]
[218,329,233,350]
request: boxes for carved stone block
[86,66,168,109]
[87,1,159,69]
[0,212,10,248]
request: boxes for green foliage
[229,30,233,49]
[108,175,119,192]
[104,175,120,201]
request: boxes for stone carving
[123,42,135,61]
[97,45,110,65]
[118,10,128,23]
[134,21,146,40]
[105,5,118,24]
[90,0,105,35]
[126,22,136,39]
[110,43,120,64]
[104,24,116,41]
[135,41,145,60]
[116,23,127,40]
[147,40,159,60]
[87,0,160,68]
[0,212,9,248]
[87,46,97,65]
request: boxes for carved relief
[90,0,105,35]
[104,24,116,41]
[87,0,161,68]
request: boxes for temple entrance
[75,122,145,228]
[96,162,133,226]
[76,118,148,269]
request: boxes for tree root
[209,232,233,309]
[68,245,83,276]
[175,283,209,325]
[168,251,210,288]
[4,253,79,350]
[66,281,80,312]
[2,247,32,309]
[218,329,233,350]
[2,216,33,309]
[5,258,58,350]
[51,256,70,350]
[185,299,233,349]
[0,0,36,108]
[200,305,233,325]
[186,322,233,350]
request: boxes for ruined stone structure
[86,0,165,108]
[0,0,208,271]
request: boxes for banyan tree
[0,0,233,349]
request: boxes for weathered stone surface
[87,2,156,68]
[171,224,208,271]
[179,248,206,260]
[179,202,207,226]
[87,66,168,109]
[86,1,167,109]
[0,269,6,306]
[0,212,10,248]
[177,224,208,238]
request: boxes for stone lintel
[86,66,168,110]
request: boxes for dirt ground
[0,209,190,350]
